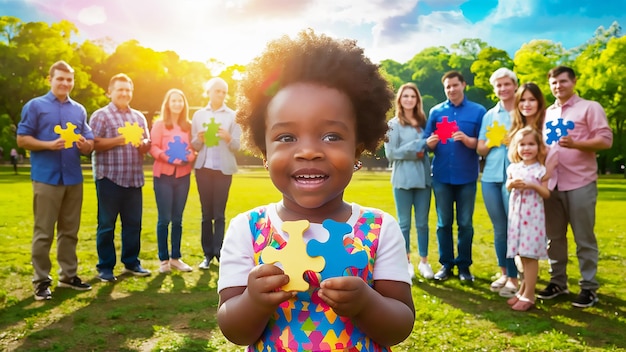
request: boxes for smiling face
[443,76,466,106]
[549,71,576,104]
[109,80,133,110]
[517,132,539,164]
[518,89,539,120]
[208,80,228,109]
[49,69,74,101]
[493,76,517,103]
[264,83,358,221]
[168,92,185,117]
[399,86,418,111]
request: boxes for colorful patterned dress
[506,162,548,260]
[248,207,388,352]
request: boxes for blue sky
[1,0,624,66]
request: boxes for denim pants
[393,186,431,258]
[154,173,191,261]
[481,181,518,278]
[195,168,232,261]
[432,180,477,270]
[95,178,143,270]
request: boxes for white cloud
[369,10,476,63]
[77,5,107,26]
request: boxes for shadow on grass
[417,276,626,349]
[2,267,223,351]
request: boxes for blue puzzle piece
[545,118,575,145]
[165,136,190,163]
[306,219,368,280]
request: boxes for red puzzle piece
[434,116,458,144]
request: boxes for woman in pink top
[150,89,196,273]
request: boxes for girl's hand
[246,264,295,312]
[510,179,527,189]
[318,276,370,318]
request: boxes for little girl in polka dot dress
[505,126,551,311]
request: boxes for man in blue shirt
[17,60,94,300]
[425,71,486,283]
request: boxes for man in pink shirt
[537,66,613,308]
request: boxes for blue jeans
[95,178,143,270]
[154,174,191,261]
[481,181,517,278]
[432,180,477,270]
[195,168,232,261]
[393,186,431,257]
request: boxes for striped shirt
[90,102,149,188]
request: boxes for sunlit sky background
[2,0,625,66]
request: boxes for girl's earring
[353,160,363,172]
[263,159,269,170]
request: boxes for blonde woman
[150,89,196,273]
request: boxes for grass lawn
[0,165,625,351]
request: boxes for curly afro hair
[236,29,393,157]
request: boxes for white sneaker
[418,262,434,279]
[490,275,508,292]
[408,263,416,279]
[159,260,171,273]
[170,258,192,272]
[499,280,518,298]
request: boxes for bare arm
[318,277,415,346]
[217,264,295,345]
[17,135,65,151]
[93,136,125,152]
[476,139,490,157]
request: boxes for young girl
[505,126,550,311]
[217,30,415,351]
[384,83,433,280]
[150,89,196,273]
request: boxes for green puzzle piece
[53,122,81,149]
[203,118,221,147]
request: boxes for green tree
[513,40,565,103]
[575,35,626,174]
[470,46,514,101]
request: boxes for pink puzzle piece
[434,116,459,144]
[261,220,325,292]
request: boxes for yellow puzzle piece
[117,121,144,147]
[261,220,325,292]
[53,122,81,149]
[485,120,508,148]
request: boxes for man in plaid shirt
[90,73,152,282]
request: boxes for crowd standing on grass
[425,71,486,283]
[17,60,94,301]
[537,66,613,308]
[384,82,434,280]
[90,73,152,283]
[150,89,196,274]
[191,77,241,270]
[476,68,520,298]
[17,55,613,318]
[216,30,415,351]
